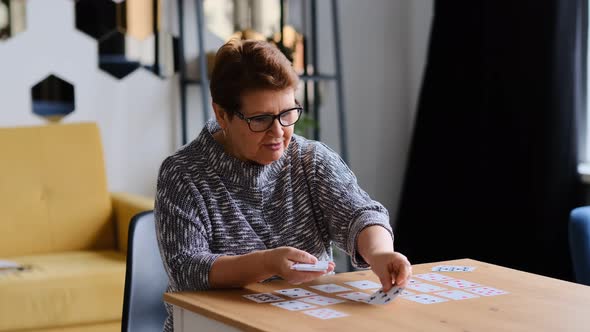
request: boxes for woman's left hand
[368,251,412,291]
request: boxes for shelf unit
[176,0,348,163]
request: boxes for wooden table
[164,258,590,332]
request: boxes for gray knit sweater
[154,120,392,331]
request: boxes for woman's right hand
[263,246,335,285]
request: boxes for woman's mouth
[264,142,282,151]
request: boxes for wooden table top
[164,258,590,332]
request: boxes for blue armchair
[569,206,590,286]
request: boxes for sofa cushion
[0,123,114,256]
[0,250,126,331]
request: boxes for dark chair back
[122,211,168,332]
[569,206,590,286]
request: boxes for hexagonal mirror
[0,0,26,42]
[75,0,178,79]
[31,74,75,123]
[75,0,124,40]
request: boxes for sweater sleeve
[154,157,223,291]
[308,142,393,268]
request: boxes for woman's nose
[268,117,284,137]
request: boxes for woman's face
[214,89,297,165]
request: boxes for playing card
[303,308,349,320]
[406,283,447,293]
[242,293,284,303]
[435,290,480,300]
[414,273,454,282]
[367,286,404,305]
[291,261,330,272]
[404,294,449,304]
[271,300,317,311]
[309,284,352,293]
[400,289,416,297]
[337,292,371,303]
[344,280,382,290]
[438,279,482,289]
[299,295,347,306]
[274,288,318,298]
[465,286,509,296]
[432,265,476,272]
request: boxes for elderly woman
[155,39,411,330]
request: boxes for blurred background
[1,0,588,295]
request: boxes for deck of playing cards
[291,261,329,272]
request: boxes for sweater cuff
[182,253,224,290]
[347,211,393,269]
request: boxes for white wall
[335,0,432,221]
[0,0,433,222]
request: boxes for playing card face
[435,290,480,300]
[291,261,329,272]
[404,294,449,304]
[344,280,382,290]
[337,292,371,303]
[303,308,348,320]
[367,286,404,305]
[406,283,447,293]
[465,286,509,296]
[274,288,318,298]
[242,293,284,303]
[310,284,352,293]
[438,279,482,289]
[432,265,476,272]
[271,300,317,311]
[299,295,346,306]
[414,273,454,282]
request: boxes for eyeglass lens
[249,109,301,132]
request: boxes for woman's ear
[212,102,228,129]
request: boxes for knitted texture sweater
[154,120,392,331]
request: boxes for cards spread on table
[438,279,482,289]
[300,295,346,306]
[404,294,449,304]
[406,283,447,293]
[435,290,480,300]
[245,263,509,319]
[337,291,371,303]
[291,261,329,272]
[367,286,404,305]
[274,288,318,298]
[243,293,284,303]
[271,300,317,311]
[310,283,352,293]
[465,286,508,296]
[344,280,382,290]
[303,308,348,320]
[432,265,476,272]
[414,273,454,282]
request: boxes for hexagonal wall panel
[0,0,26,42]
[75,0,125,40]
[98,29,140,79]
[31,74,75,122]
[75,0,178,79]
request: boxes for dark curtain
[395,0,587,281]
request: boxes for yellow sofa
[0,123,154,332]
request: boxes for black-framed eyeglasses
[234,106,303,132]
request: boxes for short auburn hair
[210,39,299,113]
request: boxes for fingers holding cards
[367,286,404,305]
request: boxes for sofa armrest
[111,192,154,254]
